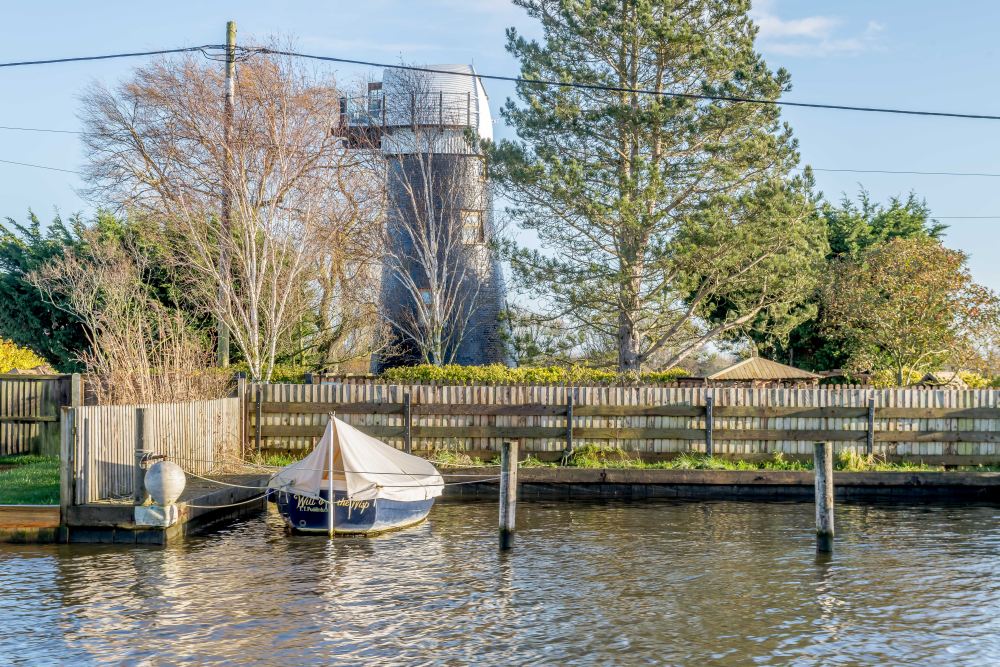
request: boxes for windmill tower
[337,65,510,370]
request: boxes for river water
[1,500,999,666]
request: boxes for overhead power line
[1,156,997,219]
[0,125,82,134]
[0,43,999,121]
[811,167,1000,178]
[253,46,1000,122]
[0,45,222,69]
[0,158,80,174]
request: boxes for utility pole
[217,19,236,367]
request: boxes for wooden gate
[0,373,75,457]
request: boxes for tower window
[461,210,485,244]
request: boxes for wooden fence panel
[71,397,241,504]
[0,374,71,457]
[249,381,1000,463]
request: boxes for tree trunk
[617,312,640,372]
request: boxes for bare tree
[374,70,494,365]
[31,231,226,404]
[80,48,385,381]
[306,164,390,371]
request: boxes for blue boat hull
[275,490,434,535]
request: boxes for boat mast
[328,413,336,539]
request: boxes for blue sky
[2,0,1000,289]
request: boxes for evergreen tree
[754,190,947,370]
[488,0,827,371]
[0,212,90,370]
[0,211,208,371]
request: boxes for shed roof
[918,371,967,388]
[707,357,820,381]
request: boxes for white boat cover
[267,417,444,502]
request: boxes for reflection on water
[2,500,999,665]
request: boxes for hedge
[379,364,691,385]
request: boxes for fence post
[866,398,875,456]
[70,372,82,407]
[814,441,834,553]
[133,407,149,506]
[59,406,75,522]
[705,394,714,457]
[255,384,263,454]
[499,439,519,550]
[562,392,574,465]
[403,392,412,454]
[235,373,248,453]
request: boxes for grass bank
[432,446,1000,473]
[254,447,1000,473]
[0,455,60,504]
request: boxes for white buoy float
[145,461,187,506]
[135,461,186,528]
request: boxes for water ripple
[1,500,998,665]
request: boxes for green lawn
[0,455,60,504]
[435,447,1000,473]
[253,448,1000,474]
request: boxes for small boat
[267,416,444,535]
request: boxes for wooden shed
[705,357,821,387]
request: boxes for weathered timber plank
[261,403,703,418]
[0,505,61,529]
[417,403,567,416]
[256,402,1000,421]
[877,408,1000,419]
[713,406,868,419]
[260,401,405,415]
[260,424,407,438]
[875,430,1000,443]
[712,429,869,442]
[0,415,59,423]
[261,424,884,449]
[574,405,703,417]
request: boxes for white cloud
[751,1,884,57]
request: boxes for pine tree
[488,0,828,371]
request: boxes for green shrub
[959,371,990,389]
[229,362,309,384]
[566,444,640,468]
[867,368,924,388]
[380,363,690,385]
[0,338,45,374]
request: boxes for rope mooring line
[182,493,270,509]
[178,467,272,490]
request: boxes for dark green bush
[379,364,690,385]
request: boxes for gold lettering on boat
[292,494,370,513]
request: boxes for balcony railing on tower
[335,91,480,133]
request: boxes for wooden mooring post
[255,384,263,453]
[866,398,876,456]
[59,406,75,518]
[562,392,574,465]
[133,407,149,506]
[403,392,412,454]
[814,441,834,553]
[499,440,518,550]
[705,395,714,456]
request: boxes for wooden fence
[0,374,78,457]
[249,382,1000,464]
[66,397,242,504]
